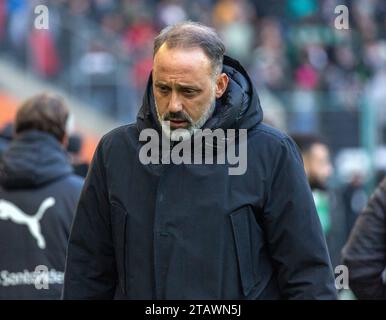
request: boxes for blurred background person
[291,133,348,282]
[342,177,386,299]
[67,133,89,178]
[0,122,13,160]
[292,133,333,234]
[341,173,368,238]
[0,93,83,299]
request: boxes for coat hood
[0,130,73,189]
[0,123,13,141]
[136,55,263,132]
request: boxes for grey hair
[153,21,225,75]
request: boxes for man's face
[152,44,228,138]
[304,143,333,190]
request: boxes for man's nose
[168,91,183,113]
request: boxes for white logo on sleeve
[0,197,56,249]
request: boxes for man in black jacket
[63,22,337,300]
[0,93,83,299]
[342,178,386,299]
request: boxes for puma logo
[0,197,56,249]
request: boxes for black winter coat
[0,130,83,299]
[63,56,337,300]
[342,178,386,299]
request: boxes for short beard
[155,91,216,141]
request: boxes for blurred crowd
[0,0,386,134]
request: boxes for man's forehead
[153,44,212,73]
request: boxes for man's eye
[182,89,196,96]
[158,86,170,93]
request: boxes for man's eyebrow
[154,81,170,87]
[176,84,201,91]
[154,82,201,91]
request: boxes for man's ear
[215,73,229,98]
